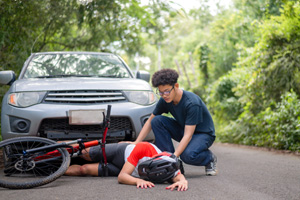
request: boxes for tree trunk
[189,52,198,86]
[181,61,192,88]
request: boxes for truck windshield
[23,53,131,78]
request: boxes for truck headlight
[123,91,156,105]
[8,92,46,108]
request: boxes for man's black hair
[151,69,179,87]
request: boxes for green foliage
[219,91,300,151]
[208,10,257,79]
[207,67,246,123]
[0,0,171,72]
[188,1,213,28]
[197,44,209,85]
[232,0,285,19]
[215,1,300,152]
[235,1,300,114]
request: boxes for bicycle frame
[24,105,111,175]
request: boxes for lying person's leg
[65,163,99,176]
[65,163,121,176]
[65,165,82,176]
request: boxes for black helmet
[138,152,180,183]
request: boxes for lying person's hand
[165,179,188,191]
[136,179,155,189]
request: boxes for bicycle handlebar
[106,105,112,120]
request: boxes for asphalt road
[0,142,299,200]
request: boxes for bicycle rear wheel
[0,137,70,189]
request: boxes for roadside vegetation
[0,0,299,152]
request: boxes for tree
[236,1,300,114]
[232,0,284,19]
[215,1,300,151]
[0,0,172,73]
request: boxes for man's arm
[166,173,188,191]
[133,114,155,144]
[118,161,155,189]
[174,125,196,157]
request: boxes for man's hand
[136,179,155,189]
[165,179,188,191]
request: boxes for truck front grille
[38,117,133,141]
[43,90,126,104]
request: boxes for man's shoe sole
[206,170,218,176]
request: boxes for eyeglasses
[156,85,174,96]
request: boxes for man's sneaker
[205,154,218,176]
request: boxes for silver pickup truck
[0,51,157,142]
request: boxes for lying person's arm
[118,161,155,189]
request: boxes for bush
[216,2,300,152]
[207,67,246,123]
[236,1,300,114]
[219,91,300,151]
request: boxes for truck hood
[12,77,152,92]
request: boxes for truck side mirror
[136,70,150,82]
[0,71,16,85]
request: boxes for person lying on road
[64,142,188,191]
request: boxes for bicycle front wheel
[0,137,70,189]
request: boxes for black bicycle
[0,105,112,189]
